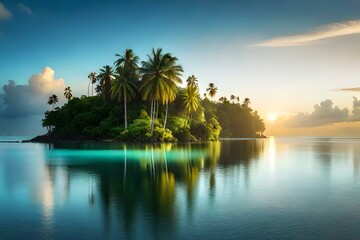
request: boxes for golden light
[267,113,278,122]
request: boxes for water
[1,137,360,239]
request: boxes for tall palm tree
[181,86,200,122]
[48,94,58,110]
[206,83,218,101]
[115,49,139,70]
[111,50,139,130]
[87,72,97,96]
[186,75,198,88]
[64,87,73,102]
[97,65,115,101]
[139,48,183,134]
[230,95,235,104]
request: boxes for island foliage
[41,48,265,142]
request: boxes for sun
[267,113,278,122]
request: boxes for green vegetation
[41,48,265,142]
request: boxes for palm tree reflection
[48,140,263,237]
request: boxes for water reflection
[5,138,360,239]
[39,141,262,238]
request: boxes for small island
[34,48,265,143]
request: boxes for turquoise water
[1,137,360,239]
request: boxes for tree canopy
[41,48,266,142]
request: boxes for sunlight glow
[267,113,278,122]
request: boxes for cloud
[18,3,32,15]
[0,116,45,136]
[253,20,360,47]
[0,2,12,20]
[283,100,349,127]
[338,87,360,92]
[0,67,66,118]
[280,98,360,128]
[350,97,360,121]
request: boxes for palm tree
[236,96,240,104]
[97,65,115,101]
[206,83,218,101]
[64,87,73,102]
[87,72,97,96]
[181,86,200,123]
[230,95,235,104]
[186,75,198,88]
[111,50,139,130]
[48,94,58,110]
[139,48,183,134]
[242,98,251,108]
[219,96,229,103]
[115,49,139,70]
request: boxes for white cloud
[18,3,32,15]
[29,67,65,94]
[0,2,12,20]
[0,67,66,118]
[253,20,360,47]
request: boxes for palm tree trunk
[151,100,156,135]
[92,83,94,96]
[88,79,91,97]
[150,100,154,135]
[163,102,168,130]
[152,100,157,135]
[124,92,127,130]
[156,101,159,119]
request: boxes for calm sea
[1,137,360,239]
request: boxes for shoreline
[17,134,266,144]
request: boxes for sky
[0,0,360,136]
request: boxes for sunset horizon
[2,1,360,240]
[1,0,360,137]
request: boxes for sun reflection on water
[268,136,276,174]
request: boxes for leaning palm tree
[186,75,198,88]
[48,94,58,110]
[139,48,183,134]
[112,49,139,129]
[64,87,73,102]
[206,83,218,101]
[181,85,200,123]
[87,72,97,96]
[97,65,115,101]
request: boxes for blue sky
[1,0,360,135]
